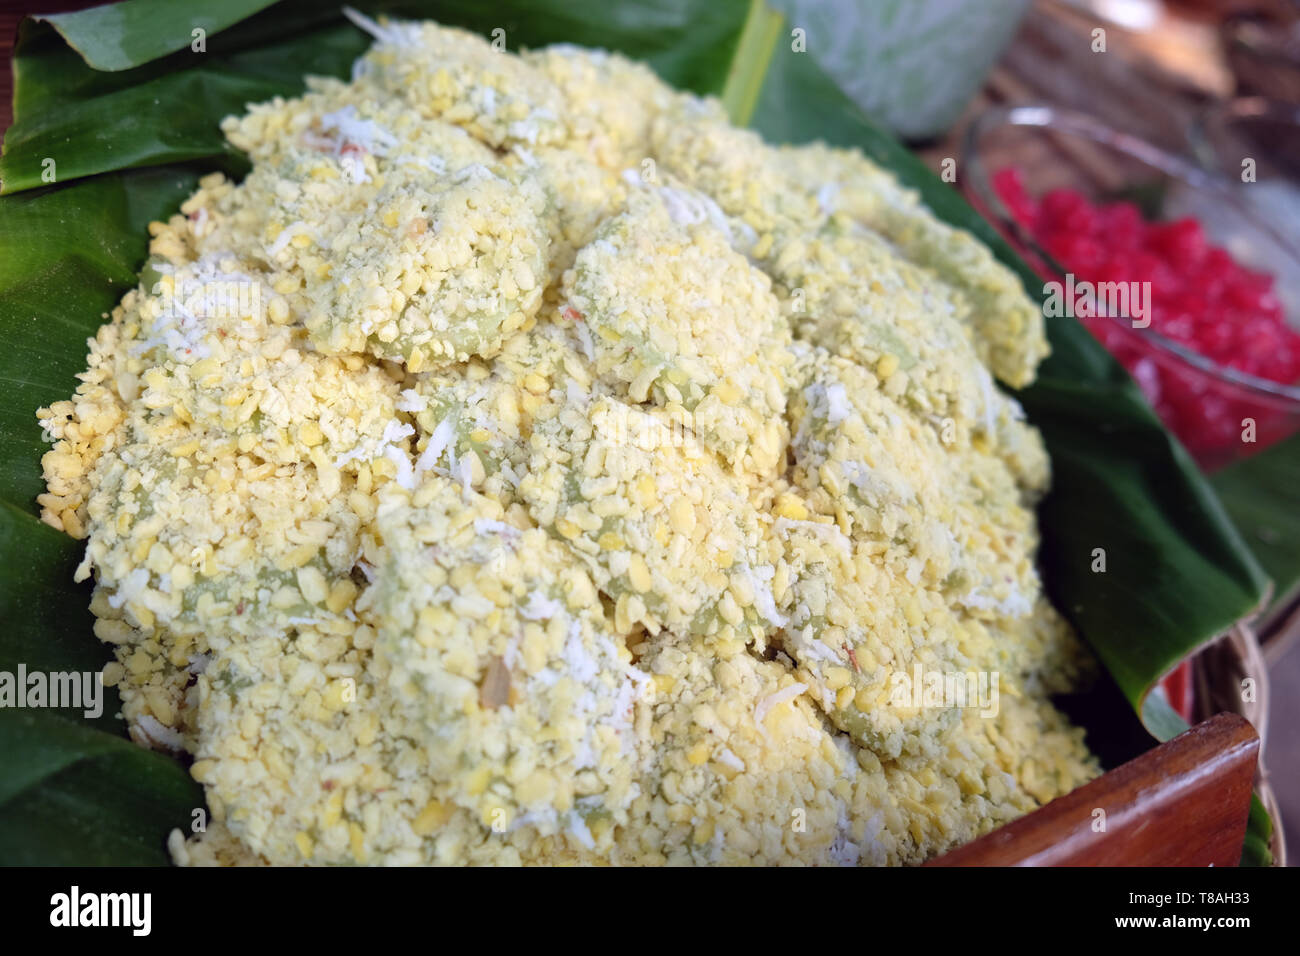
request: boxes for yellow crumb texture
[37,15,1093,867]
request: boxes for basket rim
[1191,621,1286,866]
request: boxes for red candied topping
[993,167,1300,463]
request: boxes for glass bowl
[961,104,1300,472]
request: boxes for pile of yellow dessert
[36,13,1096,865]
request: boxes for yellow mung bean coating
[364,479,650,834]
[38,15,1092,867]
[563,188,791,475]
[775,143,1049,387]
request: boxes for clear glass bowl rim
[961,103,1300,408]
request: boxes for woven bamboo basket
[1193,622,1288,865]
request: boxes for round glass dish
[961,104,1300,472]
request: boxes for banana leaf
[0,0,1272,865]
[31,0,277,71]
[1213,434,1300,631]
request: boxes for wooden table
[915,0,1243,175]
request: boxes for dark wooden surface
[914,0,1244,173]
[928,713,1259,866]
